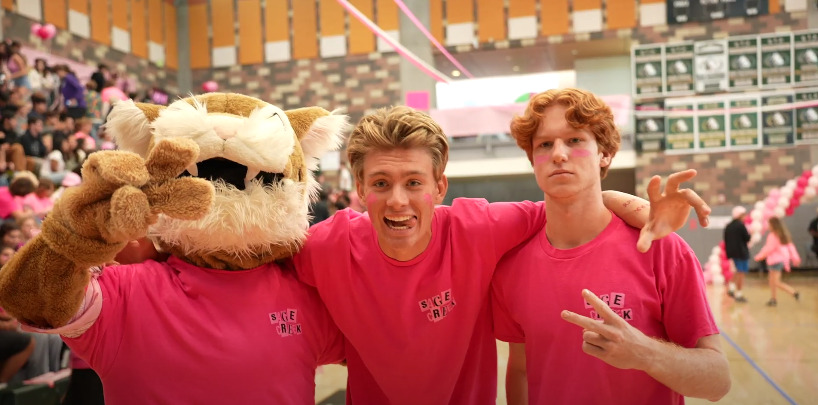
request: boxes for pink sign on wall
[405,91,430,110]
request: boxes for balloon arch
[704,166,818,285]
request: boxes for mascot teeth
[186,163,198,177]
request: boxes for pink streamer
[335,0,451,83]
[391,0,475,79]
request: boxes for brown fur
[0,139,214,328]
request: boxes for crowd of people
[0,38,162,402]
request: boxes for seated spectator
[0,318,34,383]
[16,215,39,243]
[0,222,22,249]
[18,116,47,174]
[0,173,37,221]
[0,245,13,265]
[73,117,96,152]
[20,177,54,219]
[54,65,86,119]
[28,94,48,121]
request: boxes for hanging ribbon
[391,0,474,79]
[335,0,452,84]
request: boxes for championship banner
[632,45,664,99]
[760,33,793,88]
[761,93,795,147]
[665,43,695,97]
[665,100,696,152]
[728,35,760,90]
[634,101,666,152]
[695,40,728,94]
[795,88,818,144]
[667,0,768,24]
[794,30,818,85]
[697,100,727,150]
[729,96,761,148]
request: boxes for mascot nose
[214,124,237,140]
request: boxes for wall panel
[292,0,318,59]
[349,0,374,54]
[131,0,147,58]
[238,0,263,64]
[163,0,178,69]
[44,0,68,29]
[477,0,505,43]
[91,0,110,45]
[540,0,569,36]
[188,1,211,68]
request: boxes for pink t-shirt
[492,214,718,405]
[20,193,53,216]
[294,198,545,404]
[0,187,18,219]
[49,257,343,404]
[755,232,801,270]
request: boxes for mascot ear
[285,107,349,171]
[106,99,166,158]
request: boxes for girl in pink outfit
[755,217,801,306]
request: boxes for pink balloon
[30,23,42,36]
[720,259,731,279]
[703,270,713,285]
[786,206,795,216]
[791,198,801,209]
[37,26,50,40]
[764,207,775,218]
[769,188,781,199]
[201,80,219,92]
[794,186,805,199]
[42,24,56,39]
[803,169,813,179]
[798,177,809,187]
[743,215,753,225]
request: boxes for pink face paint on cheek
[366,193,377,207]
[571,149,592,158]
[533,154,551,165]
[424,194,434,206]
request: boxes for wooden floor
[315,271,818,404]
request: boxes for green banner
[796,89,818,143]
[665,43,695,96]
[697,101,727,149]
[635,101,666,152]
[794,31,818,85]
[633,45,664,98]
[761,93,795,146]
[665,103,696,151]
[760,33,793,87]
[728,36,759,90]
[729,98,760,147]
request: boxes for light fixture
[452,70,461,77]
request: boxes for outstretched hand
[637,169,710,253]
[560,289,655,371]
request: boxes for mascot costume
[0,93,348,404]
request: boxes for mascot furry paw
[0,93,348,403]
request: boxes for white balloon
[774,207,786,217]
[754,201,766,211]
[778,196,791,208]
[813,164,818,175]
[711,246,721,255]
[810,176,818,187]
[751,209,763,220]
[709,254,720,263]
[780,187,794,198]
[805,187,816,199]
[713,274,725,285]
[786,179,797,189]
[750,221,762,233]
[750,233,762,246]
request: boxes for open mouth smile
[384,215,415,230]
[179,158,284,190]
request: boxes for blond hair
[768,217,793,245]
[510,88,620,178]
[347,106,449,183]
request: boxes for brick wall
[636,146,814,206]
[191,53,402,126]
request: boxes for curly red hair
[510,88,620,178]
